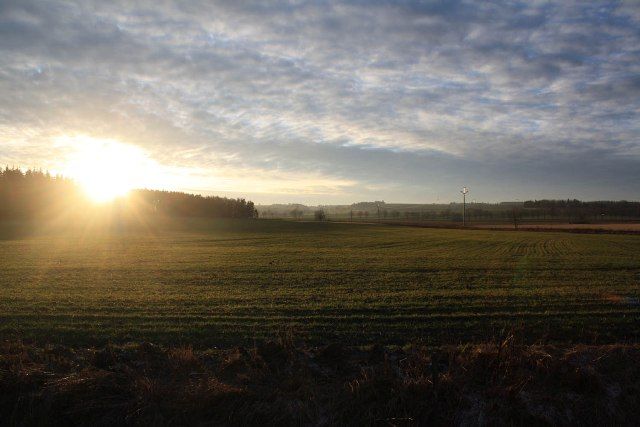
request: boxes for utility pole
[461,187,469,226]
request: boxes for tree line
[131,189,257,219]
[0,167,81,219]
[0,167,257,220]
[259,199,640,223]
[522,199,640,220]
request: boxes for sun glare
[59,136,160,203]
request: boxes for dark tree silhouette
[0,167,257,220]
[131,189,257,219]
[0,167,80,219]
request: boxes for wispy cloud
[1,0,639,202]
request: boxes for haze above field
[1,1,639,204]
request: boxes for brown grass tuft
[2,338,640,426]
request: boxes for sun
[59,136,158,203]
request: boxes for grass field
[1,219,639,347]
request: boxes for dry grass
[472,222,640,233]
[2,333,640,426]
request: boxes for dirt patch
[473,223,640,234]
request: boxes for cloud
[1,0,639,202]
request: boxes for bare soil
[473,222,640,234]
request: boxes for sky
[1,0,639,204]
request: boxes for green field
[1,219,639,346]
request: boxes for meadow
[1,219,639,347]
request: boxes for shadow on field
[0,218,357,241]
[2,330,639,426]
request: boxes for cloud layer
[1,0,639,202]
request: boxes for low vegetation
[1,214,640,425]
[2,332,640,425]
[1,219,639,347]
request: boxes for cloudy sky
[1,0,639,203]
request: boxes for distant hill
[257,199,640,222]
